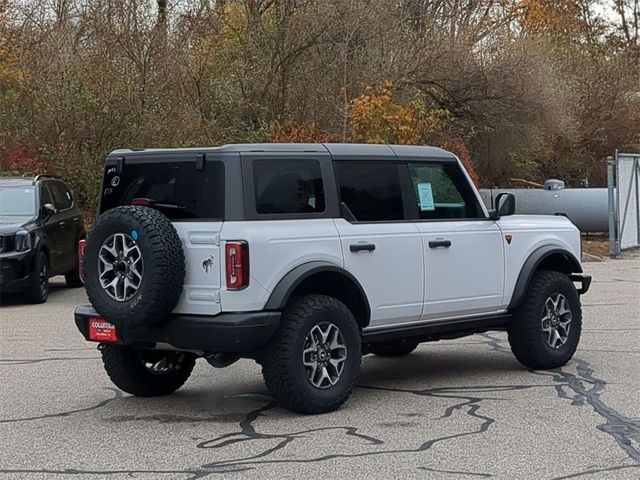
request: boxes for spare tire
[84,205,185,328]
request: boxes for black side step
[362,313,511,346]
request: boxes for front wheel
[261,295,361,414]
[508,270,582,370]
[27,251,49,304]
[101,345,196,397]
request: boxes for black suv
[0,175,86,303]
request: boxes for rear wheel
[261,295,361,414]
[371,341,419,357]
[508,270,582,369]
[101,345,196,397]
[27,251,49,304]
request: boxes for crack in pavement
[592,278,640,284]
[0,388,122,424]
[417,465,494,477]
[576,348,640,354]
[0,468,206,478]
[582,303,631,307]
[0,356,100,366]
[551,463,640,479]
[534,359,640,464]
[44,347,96,352]
[190,382,566,475]
[3,330,636,477]
[475,333,640,465]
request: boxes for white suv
[75,143,591,414]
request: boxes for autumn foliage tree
[518,0,589,36]
[0,0,638,211]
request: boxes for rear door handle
[428,239,451,249]
[350,243,376,253]
[58,221,66,227]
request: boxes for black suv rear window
[101,160,225,220]
[48,181,73,210]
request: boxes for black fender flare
[508,246,582,310]
[34,234,49,262]
[264,261,371,319]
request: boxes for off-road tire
[27,250,49,304]
[261,295,361,414]
[508,270,582,369]
[84,206,185,327]
[101,345,196,397]
[371,341,419,357]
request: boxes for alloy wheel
[39,258,48,297]
[302,322,348,389]
[98,233,143,302]
[541,293,572,350]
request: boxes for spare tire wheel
[84,205,185,328]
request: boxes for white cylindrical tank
[479,187,609,233]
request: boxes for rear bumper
[74,304,281,353]
[569,273,592,295]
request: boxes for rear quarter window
[101,160,225,220]
[48,182,73,210]
[253,159,325,215]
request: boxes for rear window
[101,160,225,219]
[48,182,73,210]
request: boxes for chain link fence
[608,151,640,256]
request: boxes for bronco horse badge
[202,255,215,273]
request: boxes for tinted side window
[101,160,225,219]
[336,162,404,221]
[407,163,482,219]
[49,182,72,210]
[253,159,325,214]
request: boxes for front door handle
[58,221,66,227]
[429,239,452,249]
[350,243,376,253]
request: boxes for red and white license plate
[88,317,118,342]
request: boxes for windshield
[0,187,36,216]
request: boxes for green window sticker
[417,182,435,211]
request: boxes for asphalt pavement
[1,258,639,479]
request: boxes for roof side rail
[33,174,60,183]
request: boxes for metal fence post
[607,156,618,257]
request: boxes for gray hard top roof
[108,143,456,160]
[0,177,36,187]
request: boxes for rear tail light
[78,238,87,283]
[225,241,249,290]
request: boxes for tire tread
[508,270,582,369]
[261,295,361,414]
[101,345,195,397]
[84,206,184,327]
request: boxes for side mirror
[495,193,516,218]
[41,203,57,219]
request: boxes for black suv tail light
[78,239,87,282]
[225,241,249,290]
